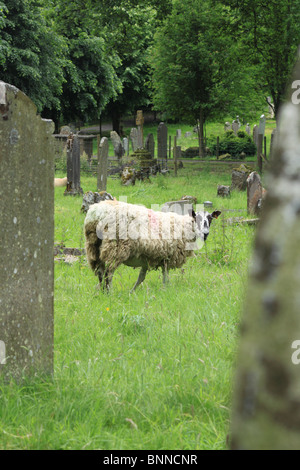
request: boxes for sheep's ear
[188,208,196,219]
[211,210,221,219]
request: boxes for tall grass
[0,165,255,450]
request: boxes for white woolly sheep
[54,177,67,187]
[84,200,221,291]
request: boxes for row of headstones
[224,114,268,141]
[111,122,169,161]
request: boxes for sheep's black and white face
[193,210,221,241]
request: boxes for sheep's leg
[131,267,147,292]
[162,264,169,285]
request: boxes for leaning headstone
[231,163,253,191]
[231,57,300,450]
[0,81,54,380]
[145,133,155,159]
[97,136,109,192]
[232,120,239,136]
[110,131,124,159]
[130,127,139,152]
[247,171,262,215]
[224,122,231,132]
[245,123,251,135]
[64,134,83,196]
[157,122,168,166]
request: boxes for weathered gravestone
[224,122,231,132]
[253,124,259,146]
[245,123,251,135]
[136,110,144,148]
[130,127,139,152]
[217,185,231,198]
[110,131,123,159]
[232,120,239,136]
[64,134,83,196]
[97,136,109,192]
[231,57,300,450]
[0,81,54,380]
[145,133,155,159]
[247,171,262,215]
[231,164,253,191]
[157,122,168,168]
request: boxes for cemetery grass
[0,166,256,450]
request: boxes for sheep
[54,177,67,187]
[84,200,221,292]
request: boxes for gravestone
[245,123,251,135]
[0,81,54,380]
[232,120,239,136]
[157,122,168,167]
[60,125,72,135]
[110,131,124,159]
[258,114,266,136]
[217,185,231,198]
[64,134,83,196]
[97,136,109,192]
[176,129,181,139]
[253,124,258,146]
[231,164,253,191]
[130,127,139,152]
[231,57,300,450]
[184,131,192,138]
[161,200,193,216]
[145,133,155,159]
[224,122,231,132]
[136,110,144,148]
[123,137,129,156]
[247,171,262,215]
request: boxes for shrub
[212,131,256,158]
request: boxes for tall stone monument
[231,58,300,449]
[0,82,54,380]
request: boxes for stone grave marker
[231,57,300,450]
[258,114,266,135]
[110,131,123,159]
[232,120,239,136]
[247,171,262,215]
[123,137,129,156]
[224,122,231,132]
[157,122,168,167]
[97,136,109,192]
[176,129,181,139]
[245,123,251,135]
[145,133,155,159]
[136,110,144,148]
[64,134,83,196]
[0,81,55,381]
[253,124,258,146]
[130,127,139,152]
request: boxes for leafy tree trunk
[197,109,206,158]
[231,58,300,450]
[111,104,121,135]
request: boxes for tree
[96,1,158,134]
[0,0,66,114]
[150,0,241,156]
[47,0,121,127]
[214,0,300,118]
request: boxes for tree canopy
[0,0,298,128]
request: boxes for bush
[211,131,256,158]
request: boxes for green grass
[0,164,255,450]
